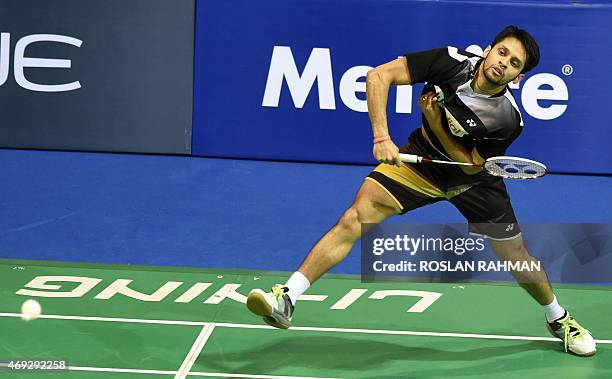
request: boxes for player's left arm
[418,92,484,174]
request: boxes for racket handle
[399,153,477,167]
[398,153,424,163]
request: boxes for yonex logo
[497,162,531,174]
[505,224,514,232]
[466,119,477,127]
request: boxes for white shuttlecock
[21,299,42,321]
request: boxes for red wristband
[373,135,391,144]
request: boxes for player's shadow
[196,334,559,375]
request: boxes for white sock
[543,295,566,322]
[285,271,310,306]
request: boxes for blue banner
[193,0,612,174]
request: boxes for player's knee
[338,203,372,234]
[337,207,361,234]
[495,237,532,262]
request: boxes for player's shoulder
[501,87,524,127]
[445,46,481,60]
[410,46,480,64]
[445,46,482,65]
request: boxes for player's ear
[512,74,525,85]
[483,45,492,57]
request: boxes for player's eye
[499,49,505,55]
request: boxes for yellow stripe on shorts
[373,163,445,199]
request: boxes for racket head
[483,156,547,179]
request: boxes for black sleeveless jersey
[405,47,524,159]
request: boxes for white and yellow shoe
[547,311,596,356]
[247,285,294,329]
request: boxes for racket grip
[398,153,422,163]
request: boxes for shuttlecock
[21,299,42,321]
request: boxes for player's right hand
[373,140,402,167]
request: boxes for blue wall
[2,149,610,278]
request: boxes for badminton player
[247,25,596,356]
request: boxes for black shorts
[366,129,521,240]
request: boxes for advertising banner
[193,0,611,173]
[0,0,195,154]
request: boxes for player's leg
[448,180,556,300]
[291,166,443,300]
[487,234,554,304]
[297,178,402,284]
[246,148,446,329]
[246,178,402,329]
[450,180,596,356]
[489,233,596,356]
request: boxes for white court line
[175,323,216,379]
[214,322,612,344]
[69,366,177,375]
[69,366,336,378]
[1,312,611,344]
[188,372,340,379]
[0,312,207,326]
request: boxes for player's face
[482,37,527,86]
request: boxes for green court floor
[1,260,610,378]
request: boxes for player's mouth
[492,66,503,76]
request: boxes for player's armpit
[471,147,486,166]
[366,56,411,86]
[455,147,484,175]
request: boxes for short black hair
[491,25,540,74]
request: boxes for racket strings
[484,157,547,179]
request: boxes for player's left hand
[418,92,441,124]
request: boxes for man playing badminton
[247,25,596,356]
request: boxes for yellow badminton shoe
[247,284,294,329]
[547,311,596,356]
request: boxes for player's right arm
[366,57,412,167]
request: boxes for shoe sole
[573,350,596,357]
[246,292,289,330]
[546,323,597,357]
[262,316,289,329]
